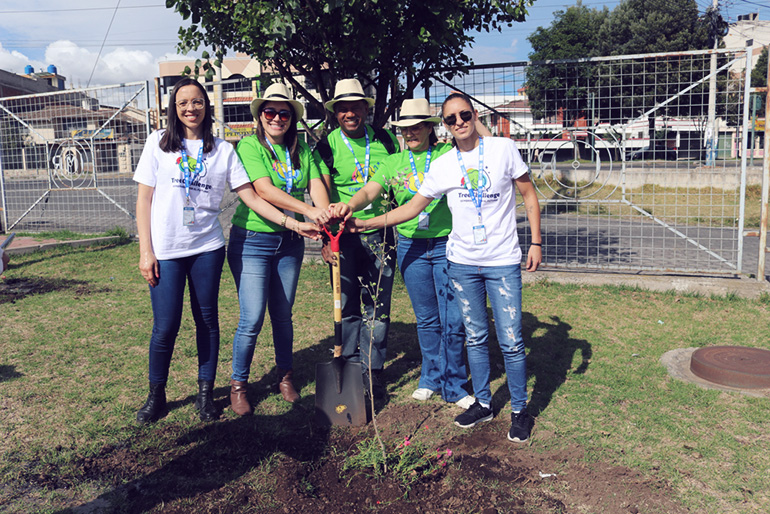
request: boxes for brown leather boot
[230,380,252,416]
[276,368,300,403]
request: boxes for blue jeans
[447,262,527,411]
[228,226,305,381]
[148,246,226,384]
[336,229,395,372]
[397,235,468,402]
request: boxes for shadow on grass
[0,365,23,382]
[487,312,591,416]
[60,326,409,513]
[377,321,424,397]
[61,339,337,513]
[61,407,331,513]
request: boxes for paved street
[2,175,767,281]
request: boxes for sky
[0,0,767,89]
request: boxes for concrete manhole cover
[690,346,770,389]
[660,348,770,398]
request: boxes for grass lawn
[1,241,768,513]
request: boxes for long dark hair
[441,92,475,148]
[254,101,301,169]
[159,78,215,154]
[427,123,439,147]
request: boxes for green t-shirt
[371,142,453,239]
[231,136,321,232]
[313,126,399,221]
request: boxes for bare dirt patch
[13,403,688,514]
[0,277,107,303]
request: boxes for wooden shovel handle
[324,224,344,358]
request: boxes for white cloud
[44,40,157,87]
[0,43,43,75]
[0,1,197,87]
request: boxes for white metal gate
[0,82,150,234]
[429,46,761,275]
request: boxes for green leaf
[167,0,535,130]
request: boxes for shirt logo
[400,169,422,195]
[273,160,303,186]
[459,168,490,191]
[176,156,209,179]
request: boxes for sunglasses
[443,110,473,126]
[262,108,292,122]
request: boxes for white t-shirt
[418,137,529,266]
[133,130,251,260]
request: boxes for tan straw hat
[324,78,375,112]
[390,98,441,127]
[251,83,305,120]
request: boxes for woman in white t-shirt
[347,92,542,443]
[133,78,319,424]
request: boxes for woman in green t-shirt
[228,83,329,415]
[332,98,475,409]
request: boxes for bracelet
[530,242,542,247]
[280,214,288,228]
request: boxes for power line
[2,40,179,47]
[733,0,770,11]
[86,0,122,87]
[0,4,164,14]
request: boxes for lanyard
[408,146,432,190]
[266,140,299,194]
[340,128,370,183]
[180,142,204,204]
[456,137,484,222]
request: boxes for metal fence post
[758,54,770,282]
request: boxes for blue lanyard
[408,146,432,190]
[180,142,204,203]
[456,137,484,222]
[266,140,299,194]
[340,128,370,183]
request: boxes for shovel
[315,223,366,426]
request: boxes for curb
[2,236,123,255]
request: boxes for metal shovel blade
[315,357,366,426]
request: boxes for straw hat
[250,83,304,120]
[324,78,375,112]
[390,98,441,127]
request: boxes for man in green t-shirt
[314,78,399,398]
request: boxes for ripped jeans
[446,262,527,411]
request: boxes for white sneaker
[412,388,434,401]
[454,395,476,410]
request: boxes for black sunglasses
[262,107,292,122]
[443,110,473,126]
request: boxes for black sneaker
[507,409,532,443]
[454,401,493,428]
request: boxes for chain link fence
[0,82,150,234]
[427,46,761,275]
[1,49,764,276]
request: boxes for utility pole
[706,0,721,166]
[214,63,225,139]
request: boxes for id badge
[183,206,195,226]
[417,212,430,230]
[473,224,487,245]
